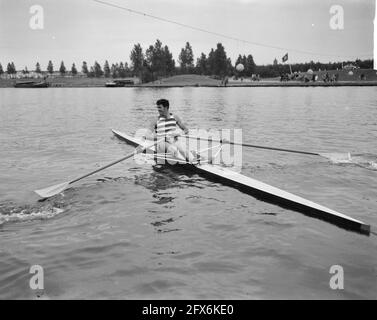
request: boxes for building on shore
[343,64,359,70]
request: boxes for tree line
[0,39,255,82]
[0,40,257,82]
[0,39,373,82]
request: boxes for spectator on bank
[323,72,330,82]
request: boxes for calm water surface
[0,87,376,299]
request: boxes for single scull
[112,129,370,235]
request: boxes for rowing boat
[112,129,370,235]
[14,80,49,88]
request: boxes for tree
[179,48,186,72]
[226,58,233,76]
[93,61,103,77]
[148,40,175,78]
[47,60,54,74]
[0,63,3,75]
[7,62,16,74]
[245,55,256,76]
[111,63,118,78]
[82,61,88,74]
[235,54,243,66]
[88,66,95,78]
[35,62,41,73]
[135,40,176,82]
[103,60,110,77]
[207,49,216,75]
[196,53,207,75]
[145,44,155,74]
[11,62,16,74]
[163,45,175,75]
[184,42,194,69]
[357,59,373,69]
[179,42,194,72]
[141,59,154,83]
[118,62,126,78]
[130,43,144,79]
[124,62,130,76]
[146,40,161,77]
[145,40,160,79]
[213,43,228,76]
[205,44,229,76]
[59,61,66,75]
[71,63,77,75]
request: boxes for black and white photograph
[0,0,376,303]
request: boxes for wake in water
[350,153,377,171]
[326,153,377,171]
[0,201,65,226]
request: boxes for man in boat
[145,98,198,163]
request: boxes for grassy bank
[0,77,137,88]
[140,74,221,87]
[1,69,376,88]
[140,72,377,87]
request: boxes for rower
[145,99,198,163]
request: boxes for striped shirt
[155,113,177,137]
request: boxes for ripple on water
[0,201,65,227]
[1,87,377,299]
[192,261,243,274]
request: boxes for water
[0,87,376,299]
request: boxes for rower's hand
[135,145,145,153]
[168,130,181,138]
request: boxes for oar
[34,139,161,198]
[182,135,351,161]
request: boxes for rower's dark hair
[156,99,169,109]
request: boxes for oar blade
[34,181,70,198]
[319,152,352,163]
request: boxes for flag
[282,53,288,63]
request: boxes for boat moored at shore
[14,80,49,88]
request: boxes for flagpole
[282,53,291,75]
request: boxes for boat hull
[14,81,49,88]
[112,129,370,235]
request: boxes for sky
[0,0,375,71]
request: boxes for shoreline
[2,73,377,88]
[138,81,377,88]
[1,81,377,88]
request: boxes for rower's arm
[144,120,157,139]
[174,115,189,134]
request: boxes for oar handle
[183,135,319,156]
